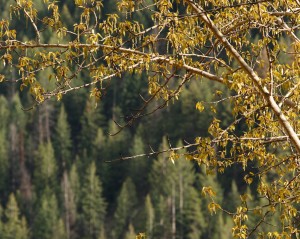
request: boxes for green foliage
[80,161,106,239]
[149,139,206,239]
[0,96,9,194]
[34,141,58,194]
[1,0,300,238]
[113,178,138,239]
[128,132,150,194]
[79,100,105,155]
[199,171,223,238]
[10,94,27,130]
[32,189,64,239]
[54,105,72,168]
[143,195,154,237]
[2,194,28,239]
[124,223,136,239]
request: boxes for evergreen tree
[138,194,155,239]
[80,161,106,239]
[112,177,138,239]
[61,170,77,239]
[67,162,81,239]
[199,171,223,239]
[92,128,107,179]
[124,223,136,239]
[54,104,72,170]
[224,181,241,213]
[32,189,65,239]
[128,132,150,195]
[3,194,28,239]
[216,213,234,239]
[34,140,58,194]
[149,138,205,239]
[0,204,3,238]
[0,96,9,195]
[79,99,105,155]
[9,94,28,192]
[93,128,105,158]
[69,162,81,206]
[102,117,131,201]
[0,95,9,129]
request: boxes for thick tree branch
[0,41,224,85]
[186,0,300,153]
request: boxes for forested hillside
[0,0,299,238]
[0,60,241,239]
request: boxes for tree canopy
[1,0,300,238]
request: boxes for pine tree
[102,117,131,201]
[3,194,28,239]
[124,223,136,239]
[128,132,150,195]
[67,162,81,239]
[149,138,206,239]
[54,104,72,170]
[9,94,28,193]
[34,140,58,194]
[32,189,65,239]
[93,128,105,159]
[79,99,105,155]
[112,177,138,239]
[80,161,106,239]
[0,96,9,195]
[0,204,3,238]
[224,181,241,213]
[0,96,9,129]
[137,194,155,239]
[61,170,77,239]
[199,171,223,239]
[69,162,81,206]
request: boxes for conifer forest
[0,0,300,238]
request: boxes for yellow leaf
[57,92,62,101]
[0,74,5,82]
[196,102,204,112]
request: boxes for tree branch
[186,0,300,153]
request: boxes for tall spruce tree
[198,170,223,239]
[112,177,138,239]
[128,132,150,195]
[124,223,136,239]
[32,189,65,239]
[34,140,58,194]
[80,161,106,239]
[61,170,77,239]
[0,96,9,196]
[0,204,3,238]
[3,194,28,239]
[9,94,27,192]
[54,104,72,170]
[224,181,241,213]
[79,99,105,156]
[67,162,81,238]
[138,194,155,239]
[149,138,205,239]
[102,117,131,201]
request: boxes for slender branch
[186,0,300,153]
[248,211,271,237]
[106,134,300,162]
[0,42,224,84]
[22,8,40,43]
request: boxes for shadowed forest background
[0,0,294,238]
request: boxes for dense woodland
[0,0,298,238]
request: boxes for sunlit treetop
[1,0,300,238]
